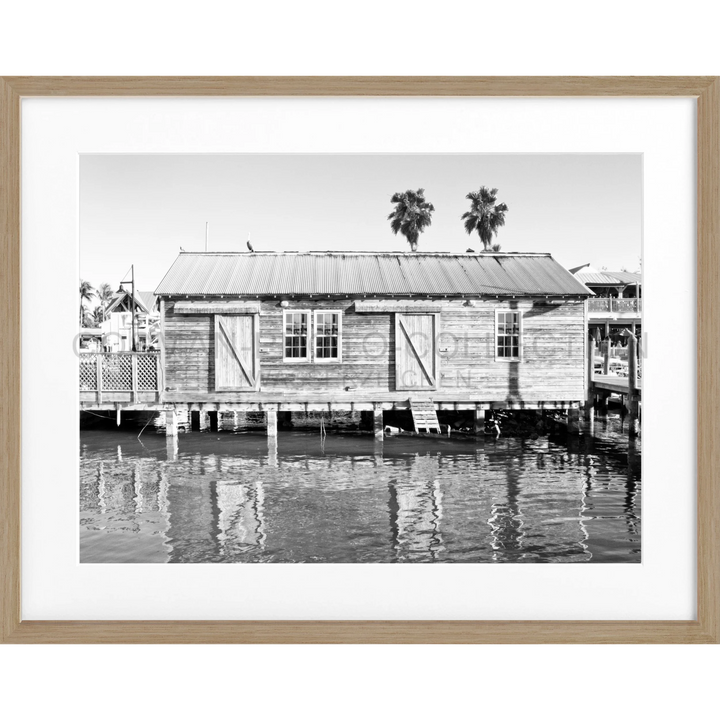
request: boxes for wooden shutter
[395,313,439,390]
[215,314,260,391]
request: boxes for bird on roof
[466,248,475,253]
[247,240,254,253]
[180,246,185,252]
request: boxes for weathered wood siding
[162,297,586,403]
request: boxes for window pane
[284,313,309,358]
[497,311,520,358]
[315,312,339,359]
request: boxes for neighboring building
[78,327,104,352]
[150,251,592,414]
[569,263,642,339]
[101,289,160,352]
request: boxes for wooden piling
[473,409,486,436]
[568,408,580,434]
[585,337,595,419]
[373,406,384,441]
[165,409,178,436]
[266,408,278,438]
[626,333,640,437]
[602,338,610,375]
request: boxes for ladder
[409,398,441,434]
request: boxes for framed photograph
[1,77,718,643]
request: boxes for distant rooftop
[106,289,158,314]
[569,263,641,286]
[155,251,591,298]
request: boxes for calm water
[80,419,641,563]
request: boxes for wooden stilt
[266,408,278,437]
[373,406,384,441]
[473,409,485,436]
[165,409,178,437]
[568,408,580,434]
[626,333,640,437]
[116,404,122,427]
[585,337,595,420]
[627,394,640,437]
[602,339,610,375]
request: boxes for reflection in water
[80,419,641,563]
[388,456,445,561]
[166,435,178,462]
[487,459,525,562]
[216,481,266,557]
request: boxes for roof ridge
[177,250,553,257]
[155,251,592,296]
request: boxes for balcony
[587,297,642,314]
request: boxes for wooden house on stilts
[152,251,592,437]
[79,251,593,437]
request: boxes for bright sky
[80,154,642,294]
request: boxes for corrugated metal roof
[574,272,621,285]
[575,270,641,286]
[155,252,592,297]
[604,271,641,284]
[137,291,157,312]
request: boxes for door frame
[394,312,440,391]
[214,313,260,391]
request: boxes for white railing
[587,298,642,313]
[80,352,160,397]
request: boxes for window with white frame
[495,310,522,360]
[314,311,342,362]
[282,310,343,362]
[283,311,310,361]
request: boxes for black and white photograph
[78,153,642,564]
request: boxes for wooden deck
[591,374,642,396]
[586,333,641,437]
[80,393,583,413]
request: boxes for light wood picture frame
[1,76,718,644]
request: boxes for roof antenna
[205,222,209,252]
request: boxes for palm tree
[79,280,95,327]
[96,282,114,323]
[92,306,106,326]
[388,188,435,251]
[462,187,509,251]
[80,308,99,328]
